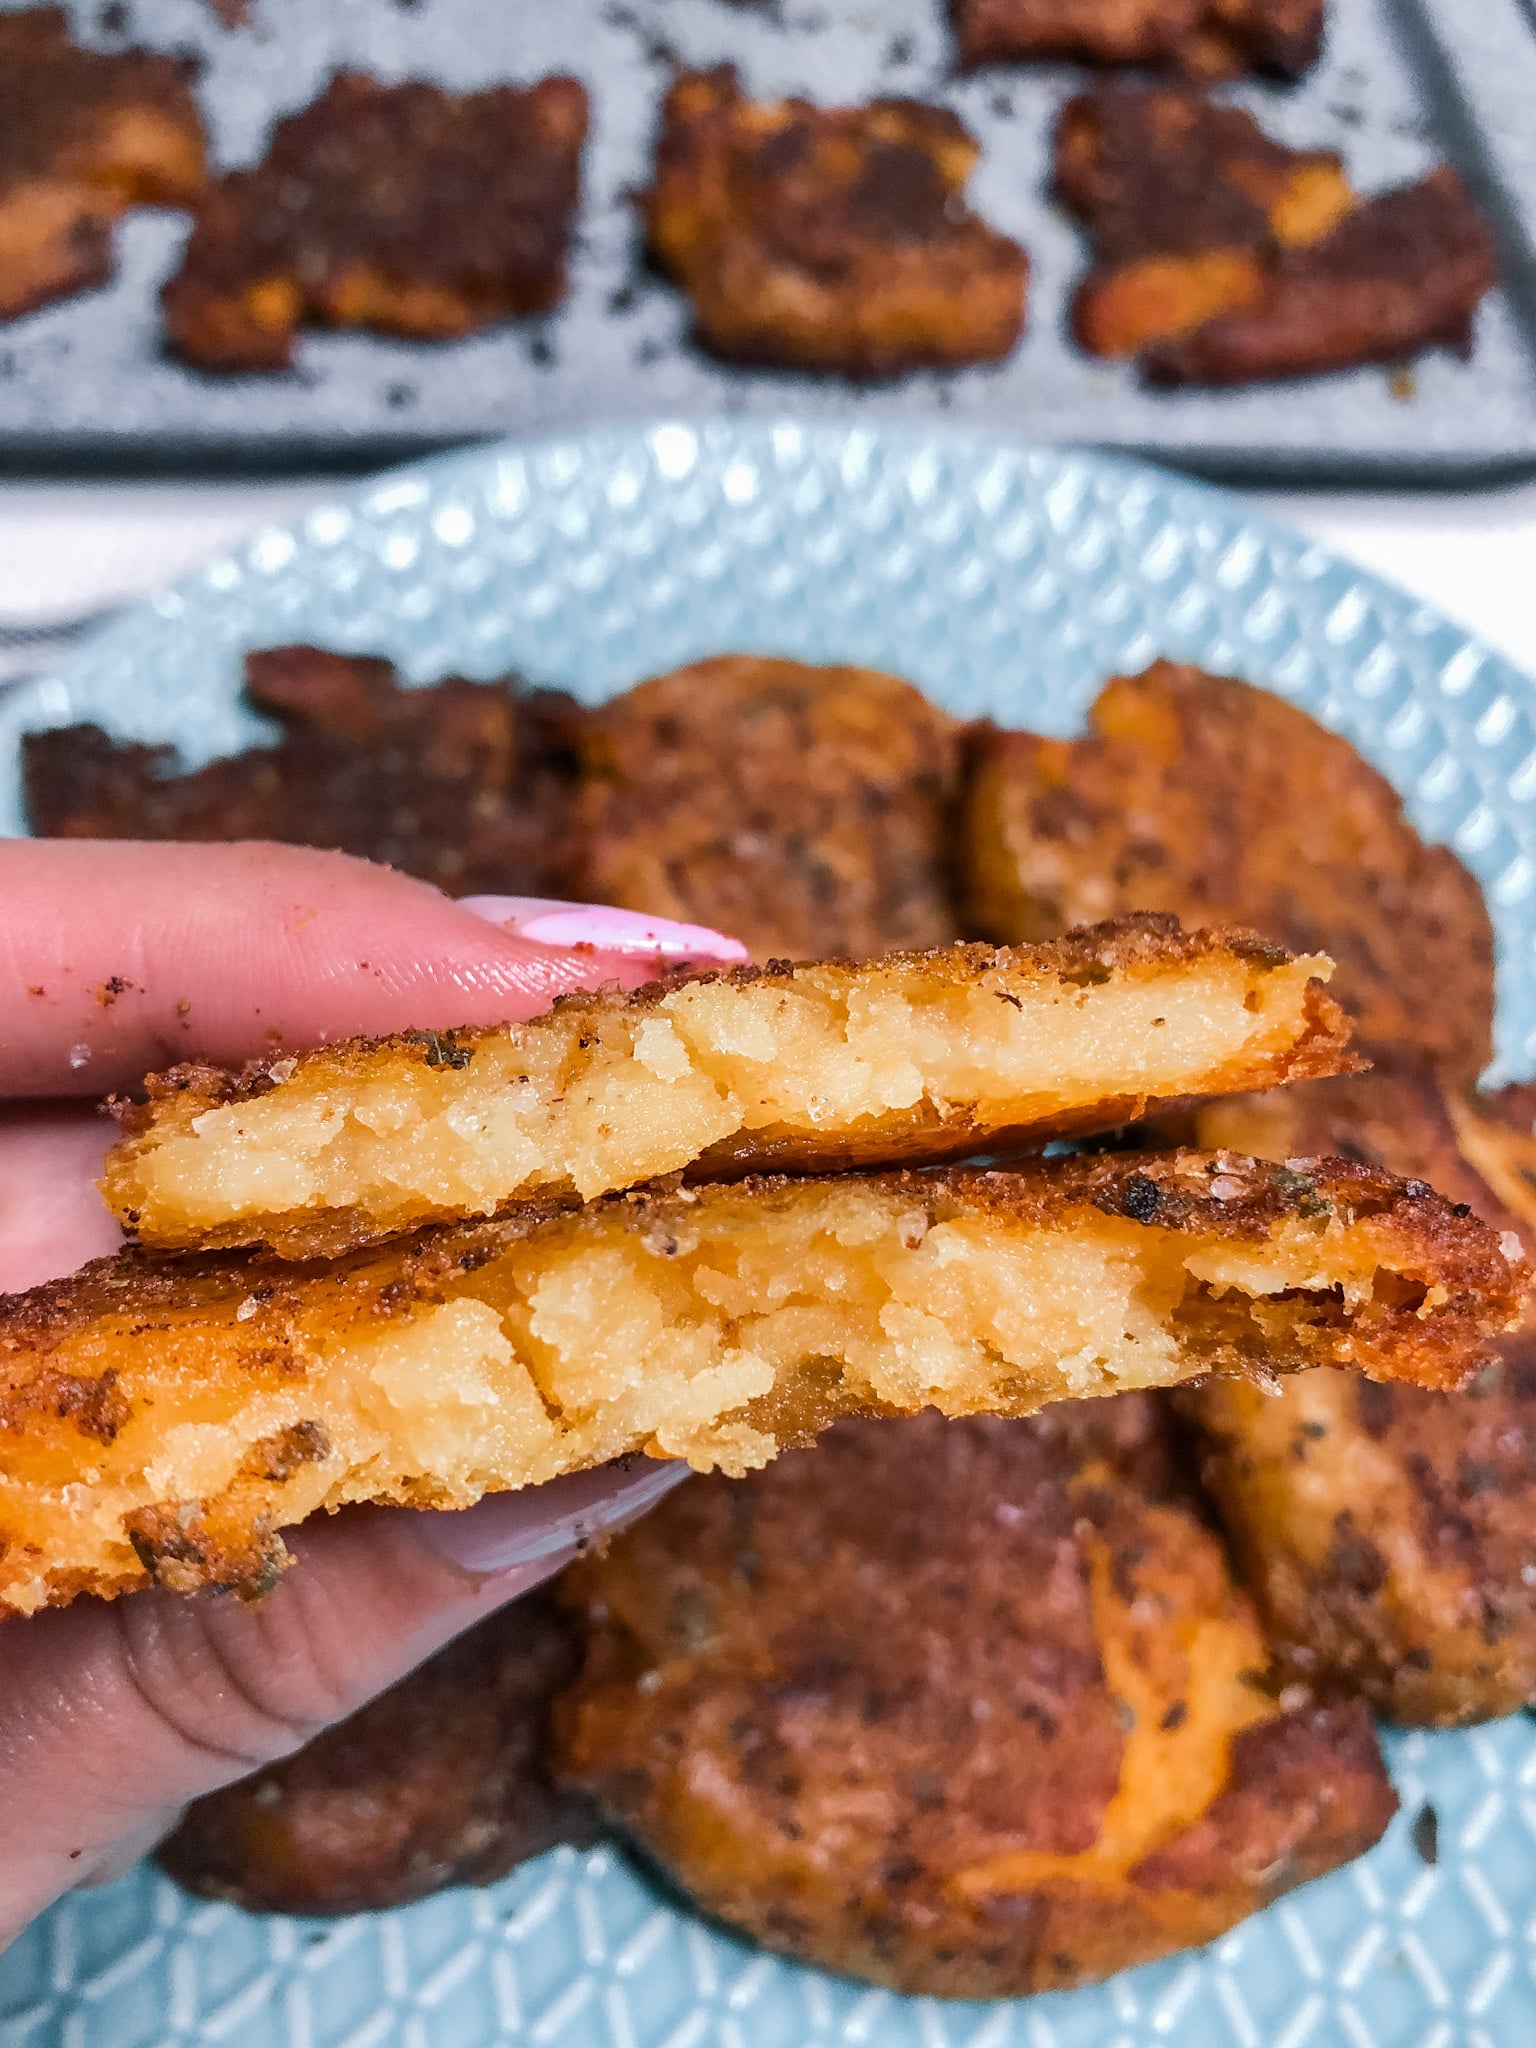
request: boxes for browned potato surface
[573,655,964,961]
[642,67,1028,376]
[556,1399,1396,1996]
[103,917,1353,1256]
[24,645,585,902]
[1053,89,1494,383]
[162,71,586,370]
[4,1154,1517,1618]
[0,5,206,320]
[159,1592,595,1912]
[952,0,1323,77]
[1183,1061,1536,1724]
[961,660,1494,1085]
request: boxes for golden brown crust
[960,661,1495,1086]
[158,1593,596,1912]
[0,6,207,321]
[573,654,965,960]
[1145,169,1499,387]
[951,0,1322,76]
[641,67,1028,377]
[24,646,585,901]
[2,1155,1519,1617]
[102,914,1357,1255]
[556,1402,1395,1996]
[1053,90,1494,382]
[162,71,586,371]
[1179,1062,1536,1723]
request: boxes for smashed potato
[961,661,1494,1085]
[104,916,1353,1256]
[557,1400,1395,1996]
[3,1153,1518,1617]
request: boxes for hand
[0,840,747,1947]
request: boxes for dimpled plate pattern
[3,423,1536,2048]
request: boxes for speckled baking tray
[1,0,1535,481]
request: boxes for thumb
[0,1458,684,1946]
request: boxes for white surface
[0,475,1533,679]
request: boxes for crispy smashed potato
[162,71,586,371]
[1054,89,1494,383]
[573,654,964,960]
[951,0,1324,80]
[642,66,1028,376]
[159,1592,595,1912]
[1181,1061,1536,1724]
[556,1399,1395,1996]
[0,6,206,321]
[104,917,1353,1255]
[24,645,584,901]
[1145,169,1499,387]
[961,661,1494,1085]
[3,1153,1517,1618]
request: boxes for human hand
[0,840,747,1946]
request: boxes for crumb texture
[103,915,1353,1255]
[0,1157,1518,1617]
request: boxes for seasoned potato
[0,7,206,321]
[162,72,585,370]
[556,1400,1396,1996]
[159,1593,595,1913]
[573,654,965,961]
[961,660,1494,1085]
[103,916,1353,1255]
[24,645,585,902]
[1052,89,1495,384]
[1184,1061,1536,1724]
[641,67,1028,377]
[3,1153,1517,1617]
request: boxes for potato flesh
[3,1180,1380,1616]
[125,953,1323,1239]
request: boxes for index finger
[1,841,744,1097]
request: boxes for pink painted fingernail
[416,1459,689,1575]
[458,896,749,965]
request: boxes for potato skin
[961,659,1495,1087]
[555,1402,1396,1997]
[1184,1062,1536,1725]
[159,1593,595,1914]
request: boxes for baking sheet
[0,0,1534,481]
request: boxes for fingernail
[458,896,749,966]
[415,1459,689,1576]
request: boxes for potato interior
[109,947,1330,1249]
[2,1174,1413,1616]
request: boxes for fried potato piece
[573,655,964,961]
[159,1591,595,1912]
[1178,1060,1536,1724]
[556,1398,1395,1996]
[1055,90,1495,381]
[24,645,585,902]
[103,917,1354,1255]
[641,66,1028,377]
[162,71,586,371]
[951,0,1322,79]
[0,6,206,321]
[1055,87,1352,358]
[961,661,1495,1087]
[3,1154,1517,1618]
[1146,168,1498,386]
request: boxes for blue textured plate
[4,422,1536,2048]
